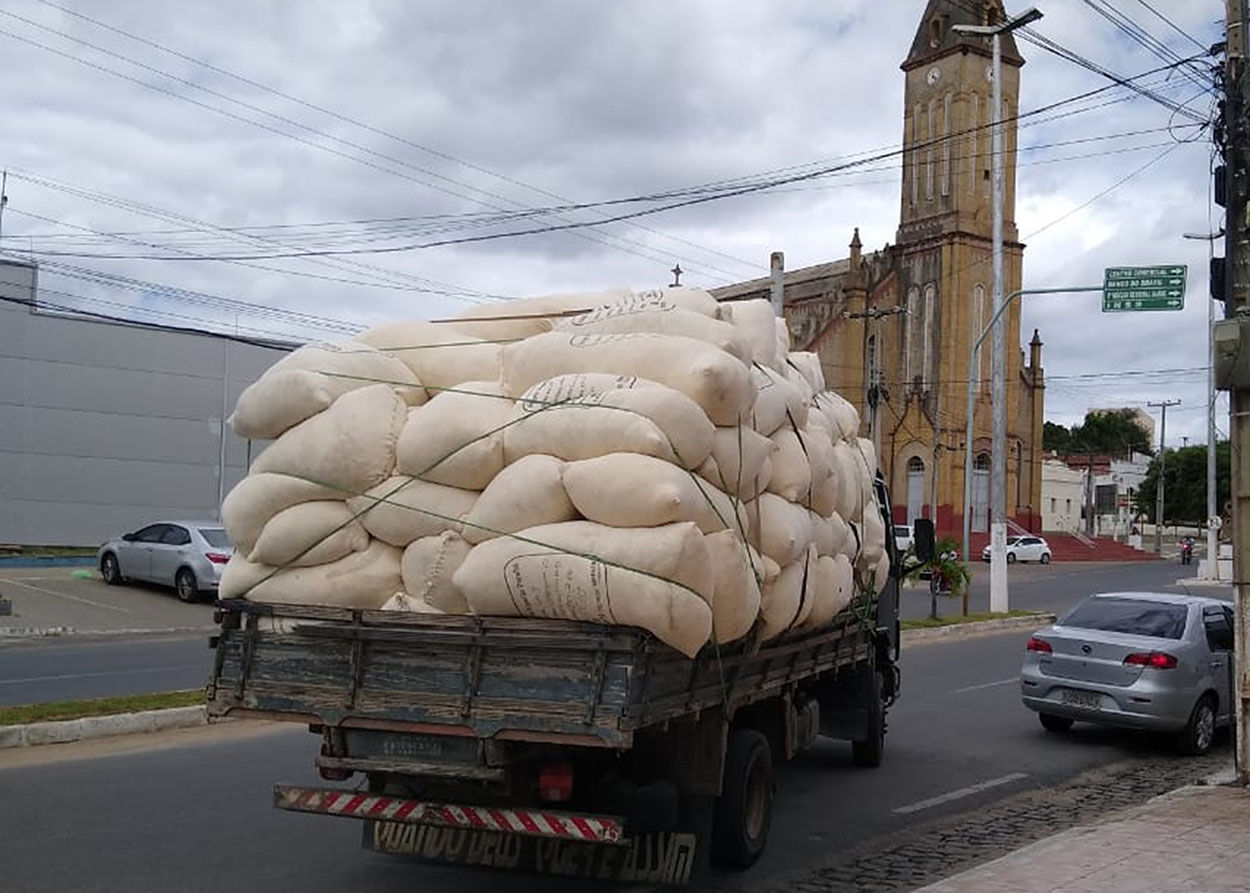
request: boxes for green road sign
[1102,265,1186,312]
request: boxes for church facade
[712,0,1045,538]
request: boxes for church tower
[709,1,1046,538]
[884,0,1040,535]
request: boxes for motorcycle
[1180,540,1194,566]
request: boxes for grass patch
[0,689,203,726]
[902,610,1041,630]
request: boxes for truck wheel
[852,670,885,768]
[711,729,773,869]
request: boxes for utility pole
[769,252,785,317]
[1222,0,1250,784]
[0,170,8,240]
[954,7,1043,616]
[1148,399,1181,554]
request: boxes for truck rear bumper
[273,784,626,845]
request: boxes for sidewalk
[915,778,1250,892]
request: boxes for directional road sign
[1102,265,1186,312]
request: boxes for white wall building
[1041,458,1084,533]
[1,259,291,546]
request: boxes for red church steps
[961,533,1164,563]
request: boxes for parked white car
[893,524,914,553]
[982,535,1052,564]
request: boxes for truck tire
[851,669,885,768]
[711,729,773,869]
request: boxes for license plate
[1060,688,1101,710]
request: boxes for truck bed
[207,597,877,748]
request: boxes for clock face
[926,66,941,85]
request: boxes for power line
[0,8,752,283]
[1078,0,1213,93]
[3,122,1201,248]
[0,168,504,302]
[33,0,764,278]
[6,54,1211,264]
[1132,0,1210,54]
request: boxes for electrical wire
[0,8,754,282]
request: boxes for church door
[906,457,925,524]
[971,453,990,532]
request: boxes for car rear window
[1059,597,1188,640]
[894,526,909,536]
[199,528,232,549]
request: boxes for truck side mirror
[912,519,936,564]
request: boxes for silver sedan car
[1020,592,1234,754]
[97,521,234,603]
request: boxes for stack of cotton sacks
[219,287,888,658]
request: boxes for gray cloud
[0,0,1226,442]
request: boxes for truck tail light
[1025,636,1052,654]
[1123,652,1178,669]
[539,763,574,803]
[206,552,231,565]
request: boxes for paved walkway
[915,779,1250,892]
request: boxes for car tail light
[1123,651,1178,669]
[1025,636,1052,654]
[538,763,574,803]
[205,552,231,565]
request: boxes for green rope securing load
[217,285,891,658]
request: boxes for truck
[205,478,932,886]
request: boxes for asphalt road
[0,633,211,705]
[0,621,1232,893]
[0,561,1221,707]
[898,558,1215,623]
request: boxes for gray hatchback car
[1020,592,1234,754]
[98,521,233,602]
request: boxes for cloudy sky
[0,0,1227,444]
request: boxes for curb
[0,625,216,642]
[0,705,210,749]
[914,776,1245,892]
[0,625,75,639]
[902,613,1055,643]
[0,556,96,568]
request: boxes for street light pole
[962,284,1103,599]
[954,7,1043,615]
[1148,399,1181,554]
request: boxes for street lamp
[952,7,1043,615]
[1182,230,1223,580]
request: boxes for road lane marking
[0,578,133,613]
[951,677,1019,694]
[0,664,203,685]
[892,772,1030,815]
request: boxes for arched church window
[941,93,952,196]
[969,93,979,194]
[906,456,926,523]
[911,103,921,205]
[926,99,936,200]
[904,286,919,386]
[975,453,990,471]
[922,283,936,388]
[930,17,942,47]
[972,284,987,387]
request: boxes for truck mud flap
[362,795,714,887]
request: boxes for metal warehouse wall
[0,260,291,546]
